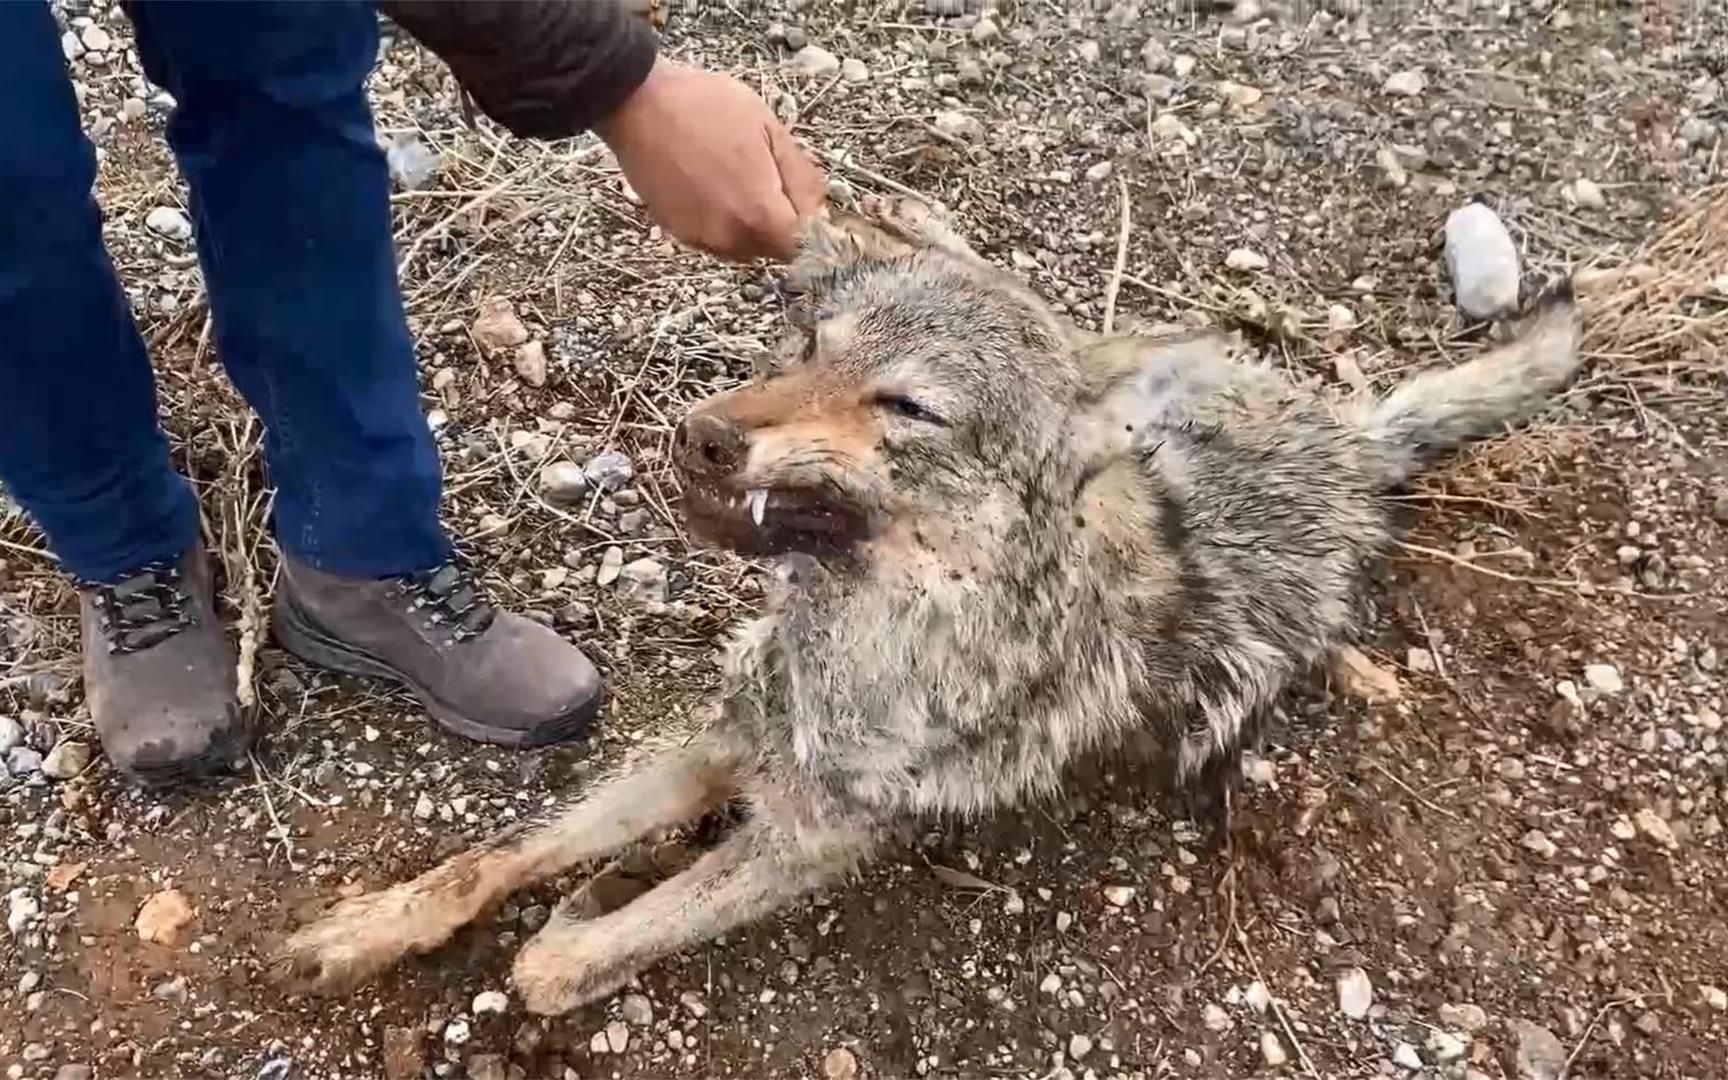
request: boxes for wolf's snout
[674,411,747,479]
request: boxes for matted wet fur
[275,197,1584,1014]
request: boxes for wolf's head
[671,199,1222,569]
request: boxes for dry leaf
[927,861,1005,893]
[1330,645,1403,703]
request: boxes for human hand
[596,58,827,262]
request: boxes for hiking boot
[80,547,247,786]
[272,556,602,747]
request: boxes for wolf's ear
[1067,329,1236,468]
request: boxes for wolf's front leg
[510,813,874,1015]
[275,740,739,995]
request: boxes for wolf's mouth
[680,483,876,557]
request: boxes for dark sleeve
[377,0,659,139]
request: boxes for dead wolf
[276,197,1583,1014]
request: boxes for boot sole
[271,594,600,749]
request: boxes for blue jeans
[0,0,449,583]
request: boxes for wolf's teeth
[747,488,768,526]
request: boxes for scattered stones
[583,449,634,492]
[841,57,869,83]
[81,24,113,52]
[1444,200,1520,320]
[679,990,708,1019]
[1392,1042,1423,1070]
[145,206,193,242]
[605,1019,630,1054]
[1337,967,1373,1019]
[41,740,90,780]
[1259,1030,1289,1066]
[1514,1020,1567,1080]
[970,16,1000,43]
[1632,807,1678,850]
[1225,247,1269,272]
[472,989,510,1015]
[1699,985,1727,1011]
[443,1018,472,1046]
[0,716,22,754]
[788,45,841,78]
[1085,160,1115,183]
[472,299,530,359]
[135,888,195,946]
[822,1047,859,1080]
[1101,884,1135,907]
[620,992,654,1027]
[513,340,548,387]
[1406,646,1437,674]
[1068,1033,1093,1060]
[1383,69,1427,96]
[1583,663,1624,695]
[1245,981,1272,1014]
[151,975,188,1002]
[539,461,589,506]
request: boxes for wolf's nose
[673,412,746,477]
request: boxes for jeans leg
[128,0,450,578]
[0,1,200,583]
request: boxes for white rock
[788,46,841,78]
[933,110,985,141]
[80,24,112,52]
[617,558,667,603]
[1428,1029,1468,1062]
[513,341,548,387]
[1383,69,1427,96]
[442,1018,471,1046]
[1067,1033,1092,1060]
[1583,663,1623,694]
[539,462,589,506]
[41,741,91,781]
[1202,1003,1231,1032]
[971,17,1000,43]
[1326,304,1356,333]
[1700,985,1727,1011]
[1225,248,1268,272]
[620,993,653,1026]
[1245,980,1272,1014]
[1085,161,1115,183]
[7,891,40,936]
[413,793,434,821]
[1393,1042,1423,1070]
[1149,112,1196,146]
[1568,178,1606,209]
[7,747,42,777]
[1336,967,1373,1020]
[0,717,24,755]
[596,547,624,588]
[61,30,85,61]
[605,1020,630,1053]
[384,136,439,191]
[472,990,509,1015]
[145,206,193,242]
[1260,1031,1289,1067]
[1101,885,1135,907]
[1077,39,1101,64]
[583,450,634,493]
[1632,808,1678,850]
[1444,201,1520,320]
[1039,972,1062,994]
[1172,53,1197,78]
[840,57,869,83]
[1440,1002,1488,1031]
[1514,1020,1566,1080]
[1521,829,1558,859]
[588,1029,610,1055]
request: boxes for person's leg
[130,0,601,747]
[0,1,242,785]
[0,3,198,582]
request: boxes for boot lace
[400,559,495,642]
[85,560,195,655]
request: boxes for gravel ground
[3,2,1726,1079]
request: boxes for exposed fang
[747,488,768,526]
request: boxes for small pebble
[1225,247,1269,272]
[1260,1031,1289,1067]
[1383,69,1427,96]
[472,990,509,1016]
[1337,967,1373,1019]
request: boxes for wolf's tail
[1363,284,1583,487]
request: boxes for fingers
[729,128,826,262]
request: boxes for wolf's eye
[873,393,945,425]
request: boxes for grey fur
[275,198,1584,1014]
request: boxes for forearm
[378,0,658,138]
